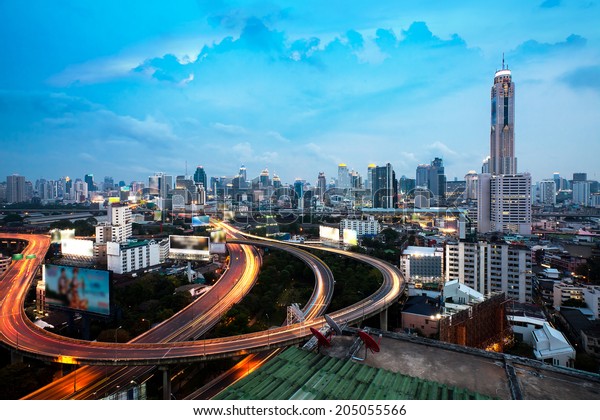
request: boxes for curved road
[1,232,334,399]
[0,230,403,367]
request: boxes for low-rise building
[531,323,576,368]
[107,239,160,274]
[401,295,442,338]
[553,282,584,309]
[340,216,381,237]
[581,322,600,358]
[582,285,600,320]
[401,246,444,283]
[442,279,484,314]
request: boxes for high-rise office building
[399,175,416,196]
[193,166,207,187]
[6,174,26,204]
[573,181,591,206]
[465,170,478,201]
[490,60,516,175]
[372,163,397,209]
[337,164,350,189]
[317,172,326,201]
[259,169,270,188]
[416,164,430,188]
[573,173,587,182]
[294,179,305,209]
[429,157,446,204]
[272,174,282,190]
[539,179,557,206]
[84,174,96,192]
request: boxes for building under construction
[439,292,511,351]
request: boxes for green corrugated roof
[214,347,494,400]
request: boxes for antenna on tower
[502,53,505,70]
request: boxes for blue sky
[1,1,599,186]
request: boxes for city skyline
[1,1,599,184]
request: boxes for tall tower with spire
[477,60,531,235]
[490,57,516,175]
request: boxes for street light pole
[114,326,122,362]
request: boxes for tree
[1,214,23,225]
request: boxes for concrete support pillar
[11,351,23,364]
[159,366,171,400]
[379,309,388,332]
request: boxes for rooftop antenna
[502,53,505,70]
[185,160,188,177]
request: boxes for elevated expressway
[16,234,335,399]
[1,227,404,397]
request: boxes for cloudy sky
[1,1,599,186]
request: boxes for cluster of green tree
[131,223,184,236]
[0,360,55,399]
[0,213,24,226]
[310,251,384,313]
[209,250,315,338]
[575,256,600,284]
[49,218,97,236]
[1,202,90,210]
[349,228,405,264]
[93,273,193,341]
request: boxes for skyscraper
[477,62,531,235]
[6,174,25,204]
[337,164,350,189]
[428,157,446,204]
[490,60,516,175]
[372,163,397,209]
[193,166,207,187]
[317,172,326,201]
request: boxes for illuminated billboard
[191,215,210,227]
[210,229,227,254]
[169,235,210,260]
[43,264,110,316]
[50,228,75,245]
[61,239,94,257]
[319,225,340,242]
[342,229,358,246]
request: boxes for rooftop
[215,328,600,400]
[403,295,441,317]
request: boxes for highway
[1,226,404,399]
[6,231,334,399]
[16,237,262,399]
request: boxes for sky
[1,0,599,186]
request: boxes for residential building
[401,295,443,338]
[340,216,380,237]
[582,286,600,320]
[489,173,532,235]
[445,240,532,302]
[95,203,133,244]
[106,239,161,275]
[553,282,584,309]
[532,323,576,368]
